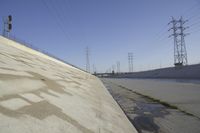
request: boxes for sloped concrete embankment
[0,36,137,133]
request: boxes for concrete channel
[102,78,200,133]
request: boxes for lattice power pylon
[116,61,120,73]
[128,53,133,72]
[168,16,188,66]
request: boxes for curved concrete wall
[0,36,137,133]
[111,64,200,79]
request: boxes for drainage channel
[102,79,200,133]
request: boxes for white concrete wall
[112,64,200,79]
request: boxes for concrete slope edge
[97,78,138,133]
[0,35,87,74]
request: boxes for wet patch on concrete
[105,83,170,133]
[102,78,200,133]
[102,80,200,133]
[132,103,169,133]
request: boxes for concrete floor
[102,78,200,133]
[103,78,200,118]
[0,36,137,133]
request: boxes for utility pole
[112,65,115,73]
[116,61,120,73]
[3,15,12,37]
[86,47,90,73]
[168,16,188,66]
[128,53,133,72]
[93,64,97,74]
[109,68,111,73]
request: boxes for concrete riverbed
[102,78,200,133]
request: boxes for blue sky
[0,0,200,72]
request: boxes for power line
[188,27,200,34]
[186,9,200,20]
[48,0,72,39]
[50,0,72,29]
[154,24,169,38]
[189,20,200,27]
[41,0,70,40]
[181,2,200,18]
[187,20,200,33]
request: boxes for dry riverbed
[102,79,200,133]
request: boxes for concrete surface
[103,78,200,119]
[102,79,200,133]
[0,36,137,133]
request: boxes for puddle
[104,80,170,133]
[132,102,169,133]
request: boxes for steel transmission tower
[168,16,188,66]
[86,47,90,73]
[93,64,97,74]
[128,53,133,72]
[112,65,115,73]
[117,61,120,73]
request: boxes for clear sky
[0,0,200,73]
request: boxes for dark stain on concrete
[102,80,171,133]
[57,79,82,87]
[0,60,6,64]
[27,71,73,96]
[0,105,22,117]
[0,73,31,80]
[0,100,94,133]
[0,71,73,97]
[14,59,34,68]
[40,67,47,71]
[132,115,159,133]
[132,102,169,133]
[0,72,73,98]
[19,101,94,133]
